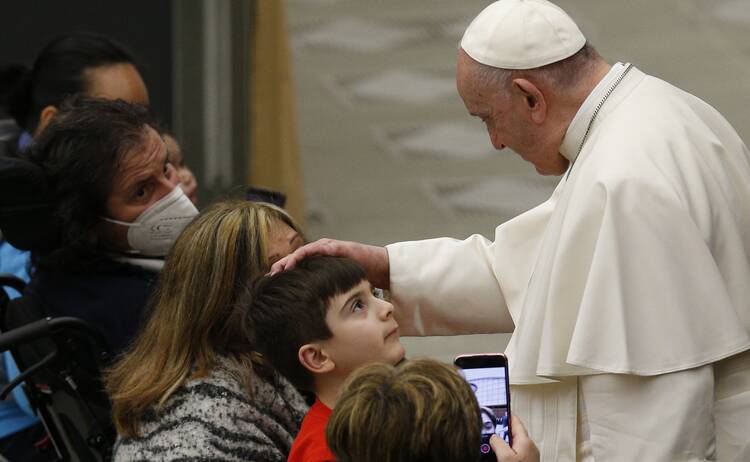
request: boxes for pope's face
[456,51,568,175]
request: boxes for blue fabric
[0,241,38,438]
[16,132,32,152]
[0,352,38,438]
[0,243,30,298]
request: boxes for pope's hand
[269,238,390,289]
[490,416,539,462]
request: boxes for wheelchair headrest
[0,155,59,251]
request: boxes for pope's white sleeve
[386,234,513,336]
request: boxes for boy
[326,358,539,462]
[248,256,406,462]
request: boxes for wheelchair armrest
[0,273,27,294]
[0,317,52,352]
[0,316,111,357]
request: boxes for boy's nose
[378,300,394,320]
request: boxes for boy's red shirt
[288,398,336,462]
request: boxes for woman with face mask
[0,36,156,460]
[1,32,150,291]
[0,97,198,355]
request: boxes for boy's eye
[352,300,365,312]
[371,288,385,300]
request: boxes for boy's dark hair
[9,96,153,272]
[7,33,137,132]
[247,256,367,390]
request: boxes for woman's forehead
[114,127,164,184]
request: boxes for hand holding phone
[489,415,540,462]
[454,353,512,461]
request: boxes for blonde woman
[105,199,308,461]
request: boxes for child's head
[326,358,482,462]
[161,131,198,204]
[247,255,405,392]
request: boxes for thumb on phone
[497,415,540,462]
[489,434,518,461]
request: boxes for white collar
[559,62,627,163]
[113,255,165,272]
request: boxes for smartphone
[454,353,511,460]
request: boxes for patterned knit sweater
[113,360,309,461]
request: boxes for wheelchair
[0,274,115,462]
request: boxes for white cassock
[387,63,750,461]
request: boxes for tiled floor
[287,0,750,363]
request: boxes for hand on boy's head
[268,239,336,273]
[489,415,539,462]
[269,239,391,289]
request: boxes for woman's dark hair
[26,96,153,273]
[7,33,137,132]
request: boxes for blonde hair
[326,358,481,462]
[104,199,303,437]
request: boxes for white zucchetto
[461,0,586,70]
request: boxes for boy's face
[320,280,405,377]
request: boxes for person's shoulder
[197,360,309,434]
[288,400,335,462]
[288,423,336,462]
[305,399,332,422]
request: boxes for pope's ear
[512,78,546,124]
[299,344,335,375]
[35,105,59,135]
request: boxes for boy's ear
[299,343,335,375]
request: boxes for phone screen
[454,354,511,459]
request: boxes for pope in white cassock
[273,1,750,460]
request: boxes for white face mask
[103,186,199,257]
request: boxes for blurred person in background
[162,131,198,205]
